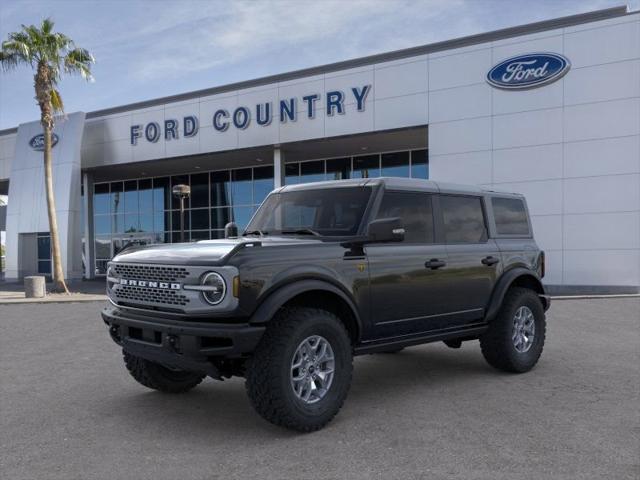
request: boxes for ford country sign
[29,133,59,151]
[487,53,570,90]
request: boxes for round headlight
[106,265,116,291]
[201,272,226,305]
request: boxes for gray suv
[101,178,550,432]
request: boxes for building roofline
[0,5,631,136]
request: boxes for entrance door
[366,190,451,339]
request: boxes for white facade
[0,6,638,292]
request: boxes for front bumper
[101,305,265,376]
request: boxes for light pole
[172,184,191,243]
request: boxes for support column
[273,147,285,188]
[83,172,95,279]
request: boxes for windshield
[245,186,372,237]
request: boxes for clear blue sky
[0,0,634,130]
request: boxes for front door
[366,190,451,339]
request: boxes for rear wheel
[479,287,546,373]
[123,350,205,393]
[245,307,353,432]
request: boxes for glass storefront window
[300,160,325,183]
[211,171,231,207]
[95,236,111,260]
[232,205,254,229]
[139,212,153,232]
[124,180,138,213]
[113,214,124,234]
[381,151,410,177]
[211,207,231,229]
[285,163,300,185]
[153,211,169,232]
[326,158,350,180]
[353,154,380,178]
[190,172,209,208]
[253,166,274,205]
[124,213,139,233]
[111,182,123,215]
[171,210,190,231]
[231,168,252,205]
[94,215,111,235]
[91,149,427,274]
[153,177,170,211]
[94,183,110,214]
[190,208,210,230]
[138,179,153,212]
[411,149,428,179]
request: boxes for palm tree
[0,18,94,293]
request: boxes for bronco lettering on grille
[119,279,181,290]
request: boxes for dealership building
[0,5,638,293]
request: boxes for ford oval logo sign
[29,133,59,151]
[487,53,570,90]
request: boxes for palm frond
[0,51,20,70]
[64,47,94,81]
[2,35,32,65]
[41,17,54,35]
[50,88,64,113]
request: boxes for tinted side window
[375,191,434,243]
[492,197,530,235]
[441,195,487,243]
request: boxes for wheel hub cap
[290,335,335,404]
[512,306,535,353]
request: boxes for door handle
[481,256,500,266]
[425,259,446,270]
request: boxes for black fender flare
[249,278,363,339]
[485,268,548,322]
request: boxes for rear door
[366,190,451,339]
[438,194,501,325]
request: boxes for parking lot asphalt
[1,298,638,480]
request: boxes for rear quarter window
[492,197,530,236]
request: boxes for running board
[353,324,488,355]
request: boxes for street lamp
[172,184,191,242]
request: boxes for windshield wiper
[280,228,321,236]
[242,229,268,236]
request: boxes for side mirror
[366,217,405,243]
[224,222,238,238]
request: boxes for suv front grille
[113,285,190,307]
[112,264,189,282]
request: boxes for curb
[550,294,640,300]
[0,295,107,305]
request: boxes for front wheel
[123,350,205,393]
[245,307,353,432]
[479,287,546,373]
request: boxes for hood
[111,236,324,266]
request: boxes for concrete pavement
[0,298,638,479]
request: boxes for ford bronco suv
[102,178,550,432]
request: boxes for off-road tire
[245,307,353,432]
[123,350,205,393]
[479,287,546,373]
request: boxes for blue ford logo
[29,133,59,151]
[487,53,570,90]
